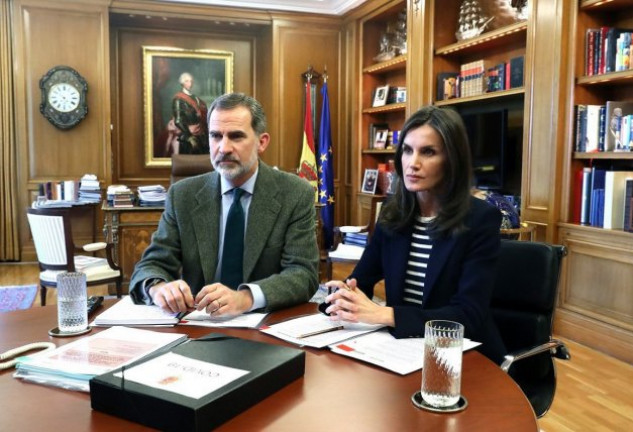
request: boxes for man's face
[208,106,270,187]
[182,76,194,91]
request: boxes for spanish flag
[298,81,318,202]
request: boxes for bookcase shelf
[574,152,633,160]
[362,148,396,155]
[577,69,633,86]
[556,0,633,364]
[363,55,406,74]
[435,21,528,56]
[435,87,524,107]
[362,102,406,114]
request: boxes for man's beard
[212,153,257,180]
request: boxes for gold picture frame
[142,46,234,167]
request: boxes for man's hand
[149,280,195,313]
[195,283,254,316]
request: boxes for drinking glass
[421,320,464,408]
[57,272,88,333]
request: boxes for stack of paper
[92,296,181,326]
[14,326,187,392]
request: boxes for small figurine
[373,32,395,62]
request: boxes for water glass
[57,272,88,333]
[421,320,464,408]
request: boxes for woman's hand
[324,279,394,327]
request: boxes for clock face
[39,66,88,130]
[48,83,81,113]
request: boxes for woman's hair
[379,105,473,238]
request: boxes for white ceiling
[156,0,368,15]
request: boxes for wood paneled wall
[12,0,111,260]
[10,0,345,260]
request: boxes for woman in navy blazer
[325,106,506,364]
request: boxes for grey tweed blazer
[129,161,319,311]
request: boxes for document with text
[260,313,383,348]
[91,296,180,326]
[329,329,481,375]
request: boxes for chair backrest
[490,240,567,417]
[170,154,213,184]
[26,207,75,270]
[491,240,566,353]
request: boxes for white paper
[338,225,367,233]
[260,313,383,348]
[114,352,249,399]
[91,296,179,326]
[329,329,481,375]
[180,310,268,328]
[328,243,365,260]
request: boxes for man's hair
[207,93,267,135]
[178,72,193,85]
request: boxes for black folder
[90,333,305,431]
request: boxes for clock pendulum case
[39,65,88,130]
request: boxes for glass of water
[421,320,464,408]
[57,272,88,333]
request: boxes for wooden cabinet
[556,0,633,363]
[102,204,163,293]
[352,0,407,224]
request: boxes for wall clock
[39,65,88,130]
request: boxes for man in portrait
[171,72,210,155]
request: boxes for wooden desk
[102,203,164,292]
[0,302,538,431]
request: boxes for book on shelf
[603,171,633,230]
[575,104,588,152]
[589,168,606,227]
[606,101,633,151]
[14,326,187,392]
[580,167,592,225]
[509,56,524,88]
[585,105,603,153]
[624,179,633,232]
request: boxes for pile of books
[343,231,369,247]
[137,185,166,207]
[78,174,102,204]
[107,184,135,208]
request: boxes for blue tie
[220,188,245,289]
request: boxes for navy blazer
[351,197,506,364]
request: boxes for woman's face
[400,124,447,194]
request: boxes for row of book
[574,101,633,153]
[575,168,633,231]
[436,56,524,101]
[35,174,102,207]
[585,27,632,76]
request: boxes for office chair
[170,154,213,184]
[325,195,385,280]
[491,240,570,418]
[26,207,122,306]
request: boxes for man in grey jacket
[130,93,319,316]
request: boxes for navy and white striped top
[403,215,434,306]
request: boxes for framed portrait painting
[142,46,234,167]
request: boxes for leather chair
[170,154,213,184]
[27,207,122,306]
[491,240,570,418]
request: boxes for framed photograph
[142,46,234,167]
[361,168,379,194]
[374,129,389,149]
[372,85,390,107]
